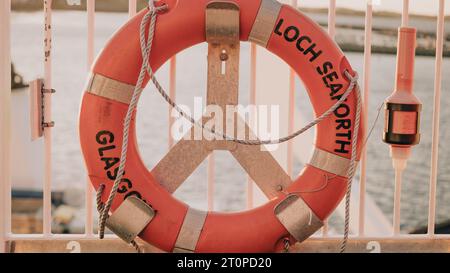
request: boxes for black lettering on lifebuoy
[107,167,119,181]
[335,140,351,154]
[296,36,312,52]
[284,26,300,42]
[96,130,143,202]
[96,130,114,145]
[303,43,322,62]
[336,119,351,130]
[101,157,120,171]
[117,178,133,194]
[317,61,333,75]
[274,19,284,36]
[334,104,350,118]
[337,130,352,141]
[277,19,357,155]
[274,19,323,63]
[98,145,116,157]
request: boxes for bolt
[220,52,229,61]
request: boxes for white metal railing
[43,0,53,237]
[428,0,446,237]
[358,0,373,237]
[85,0,95,238]
[0,0,12,254]
[1,0,449,253]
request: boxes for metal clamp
[30,79,56,140]
[42,88,56,94]
[105,196,156,244]
[275,195,323,243]
[173,208,207,253]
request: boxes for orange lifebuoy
[79,0,364,253]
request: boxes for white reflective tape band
[86,73,135,104]
[173,208,207,253]
[248,0,282,48]
[274,195,323,243]
[309,148,351,178]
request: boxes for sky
[294,0,449,16]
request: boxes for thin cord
[150,68,359,146]
[363,101,384,148]
[340,79,362,253]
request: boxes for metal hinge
[30,79,55,140]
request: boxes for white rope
[150,69,359,146]
[98,1,165,239]
[97,0,362,253]
[340,76,362,253]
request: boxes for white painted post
[328,0,336,39]
[322,0,337,237]
[129,0,137,17]
[43,0,53,236]
[428,0,446,236]
[0,0,12,253]
[169,57,177,149]
[358,2,373,237]
[85,0,95,237]
[402,0,410,27]
[287,0,298,180]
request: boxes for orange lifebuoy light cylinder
[79,0,364,253]
[383,27,421,170]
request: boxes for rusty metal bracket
[152,1,292,199]
[105,196,155,244]
[30,79,55,140]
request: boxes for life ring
[79,0,364,253]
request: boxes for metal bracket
[173,208,207,253]
[30,79,56,140]
[105,196,156,244]
[275,195,323,243]
[152,1,292,199]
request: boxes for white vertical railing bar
[358,2,373,237]
[168,57,177,148]
[287,0,298,180]
[392,0,410,236]
[287,72,295,179]
[428,0,445,237]
[129,0,137,18]
[327,0,336,39]
[43,0,53,237]
[85,0,96,237]
[207,155,215,210]
[87,0,95,70]
[0,0,12,253]
[393,169,403,235]
[247,44,257,209]
[402,0,409,27]
[322,0,336,237]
